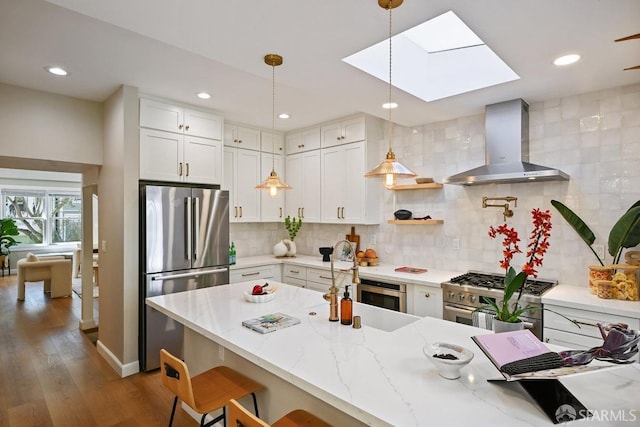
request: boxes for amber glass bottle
[340,285,353,325]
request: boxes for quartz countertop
[543,285,640,319]
[232,254,463,288]
[147,282,640,426]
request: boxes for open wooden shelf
[388,183,443,191]
[387,219,444,225]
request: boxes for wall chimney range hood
[443,99,569,185]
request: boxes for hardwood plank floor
[0,275,197,427]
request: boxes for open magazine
[472,329,616,381]
[242,312,300,334]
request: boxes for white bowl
[423,342,474,379]
[243,290,276,303]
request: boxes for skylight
[342,11,519,102]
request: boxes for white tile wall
[232,84,640,287]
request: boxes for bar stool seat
[228,399,332,427]
[160,349,264,427]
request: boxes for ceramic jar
[273,240,287,257]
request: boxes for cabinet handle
[241,272,260,277]
[239,206,243,217]
[279,207,282,218]
[341,207,345,219]
[319,275,332,280]
[186,163,189,176]
[279,147,283,151]
[573,320,599,328]
[185,125,190,131]
[424,292,430,298]
[179,124,184,130]
[301,207,304,218]
[289,270,299,274]
[234,206,238,218]
[337,207,340,219]
[179,162,183,176]
[238,139,242,144]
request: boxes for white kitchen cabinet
[284,150,321,222]
[543,303,639,361]
[410,285,443,319]
[230,265,274,284]
[285,128,321,154]
[260,152,286,222]
[283,264,307,288]
[224,124,261,151]
[223,147,261,222]
[140,98,222,139]
[261,131,285,154]
[320,116,365,148]
[140,128,222,184]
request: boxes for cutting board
[346,226,360,254]
[625,250,640,266]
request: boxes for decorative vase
[588,265,614,295]
[273,240,287,257]
[283,239,296,257]
[492,319,524,334]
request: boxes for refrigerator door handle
[185,196,192,261]
[150,268,228,282]
[193,197,200,260]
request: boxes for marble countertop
[232,254,463,288]
[543,285,640,319]
[147,282,640,426]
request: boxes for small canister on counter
[609,264,640,301]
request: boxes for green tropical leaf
[503,269,526,306]
[608,205,640,263]
[551,199,603,265]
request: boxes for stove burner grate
[448,272,556,296]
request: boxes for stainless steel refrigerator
[139,182,229,371]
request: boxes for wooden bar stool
[228,399,333,427]
[160,349,264,427]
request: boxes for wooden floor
[0,275,197,427]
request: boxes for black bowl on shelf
[319,247,333,262]
[394,209,412,220]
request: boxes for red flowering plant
[482,208,553,323]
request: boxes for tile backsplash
[231,84,640,287]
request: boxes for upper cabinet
[285,150,321,222]
[224,124,261,151]
[321,142,367,223]
[139,98,223,184]
[261,131,285,154]
[320,116,366,148]
[285,128,321,155]
[223,147,261,222]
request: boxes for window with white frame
[3,189,82,247]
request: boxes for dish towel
[472,310,495,330]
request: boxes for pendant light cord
[271,61,276,171]
[387,1,393,152]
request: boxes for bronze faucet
[325,240,360,322]
[482,196,518,221]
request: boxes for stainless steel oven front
[357,278,407,313]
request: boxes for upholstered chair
[17,254,72,300]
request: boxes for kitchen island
[147,281,640,426]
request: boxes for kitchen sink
[353,303,420,332]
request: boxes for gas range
[441,271,558,340]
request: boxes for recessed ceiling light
[553,54,581,66]
[196,92,211,99]
[278,113,290,119]
[45,66,68,76]
[382,102,398,109]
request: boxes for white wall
[232,83,640,288]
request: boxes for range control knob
[469,295,477,303]
[447,291,455,300]
[458,293,465,302]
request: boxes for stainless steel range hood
[443,99,569,185]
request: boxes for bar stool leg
[169,396,178,427]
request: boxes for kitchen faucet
[325,240,360,322]
[482,196,518,221]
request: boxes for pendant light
[364,0,416,188]
[255,54,292,198]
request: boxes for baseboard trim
[96,340,140,378]
[79,319,97,330]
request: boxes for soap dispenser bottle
[340,285,353,325]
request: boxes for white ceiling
[1,0,639,132]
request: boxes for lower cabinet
[281,264,355,295]
[544,304,640,360]
[409,285,443,319]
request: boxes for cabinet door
[184,109,222,140]
[321,146,345,223]
[224,125,261,151]
[544,328,603,349]
[234,149,261,222]
[284,153,303,218]
[320,122,342,148]
[301,150,321,222]
[261,153,285,222]
[184,135,222,185]
[140,129,182,182]
[139,99,183,134]
[411,285,443,319]
[285,132,302,155]
[301,128,321,151]
[342,116,366,144]
[261,131,285,154]
[223,147,235,219]
[342,142,366,223]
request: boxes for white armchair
[17,254,72,300]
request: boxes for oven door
[443,303,540,337]
[357,282,406,313]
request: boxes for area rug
[72,277,99,298]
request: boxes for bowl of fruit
[243,283,277,303]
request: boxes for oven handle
[358,283,405,297]
[443,304,534,329]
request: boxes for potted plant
[551,200,640,294]
[480,209,553,331]
[0,217,19,269]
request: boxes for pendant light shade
[365,0,416,188]
[256,53,292,197]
